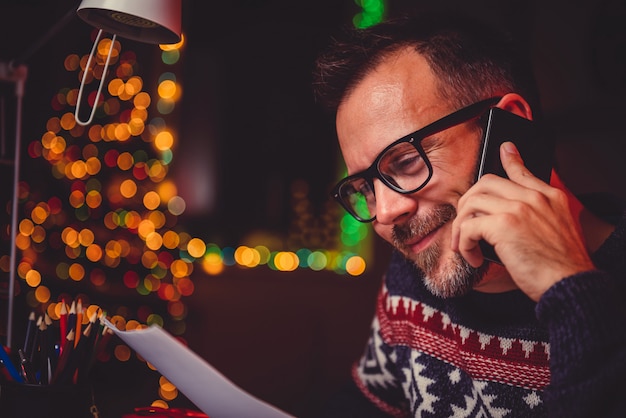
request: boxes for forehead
[342,47,441,113]
[336,48,447,172]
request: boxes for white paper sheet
[102,319,295,418]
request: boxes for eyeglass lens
[337,140,431,221]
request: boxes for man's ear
[496,93,533,120]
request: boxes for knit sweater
[341,211,626,418]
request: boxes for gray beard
[392,204,488,298]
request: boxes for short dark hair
[312,12,541,119]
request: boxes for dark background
[1,0,626,237]
[1,0,625,417]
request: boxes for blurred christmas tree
[2,30,191,339]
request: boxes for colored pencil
[59,299,68,348]
[58,323,92,385]
[37,319,49,384]
[50,329,74,385]
[62,301,77,356]
[22,311,37,357]
[0,344,24,383]
[74,299,83,348]
[44,313,58,374]
[18,348,37,384]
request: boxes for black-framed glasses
[331,97,502,222]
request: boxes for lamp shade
[77,0,182,44]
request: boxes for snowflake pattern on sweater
[349,210,626,418]
[353,252,551,418]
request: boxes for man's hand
[451,141,595,301]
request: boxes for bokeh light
[5,25,375,409]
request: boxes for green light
[162,50,180,65]
[177,248,192,262]
[353,0,385,29]
[158,72,177,83]
[340,213,361,234]
[116,210,128,227]
[296,248,312,268]
[86,178,102,192]
[169,320,186,335]
[161,149,174,164]
[136,281,150,295]
[157,98,176,115]
[75,205,90,221]
[307,251,327,271]
[151,264,167,279]
[206,244,223,256]
[339,213,368,247]
[267,252,278,270]
[255,245,271,265]
[56,262,70,280]
[341,231,360,246]
[222,247,236,266]
[133,149,149,162]
[147,313,164,327]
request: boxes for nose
[373,179,418,225]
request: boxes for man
[313,12,626,417]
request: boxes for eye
[344,178,372,197]
[357,181,373,196]
[390,150,423,173]
[381,143,424,176]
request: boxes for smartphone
[475,107,553,263]
[477,107,552,183]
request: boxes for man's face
[335,48,487,297]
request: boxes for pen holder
[0,382,93,418]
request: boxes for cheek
[415,161,475,204]
[373,223,394,244]
[429,148,481,192]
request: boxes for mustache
[392,204,457,249]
